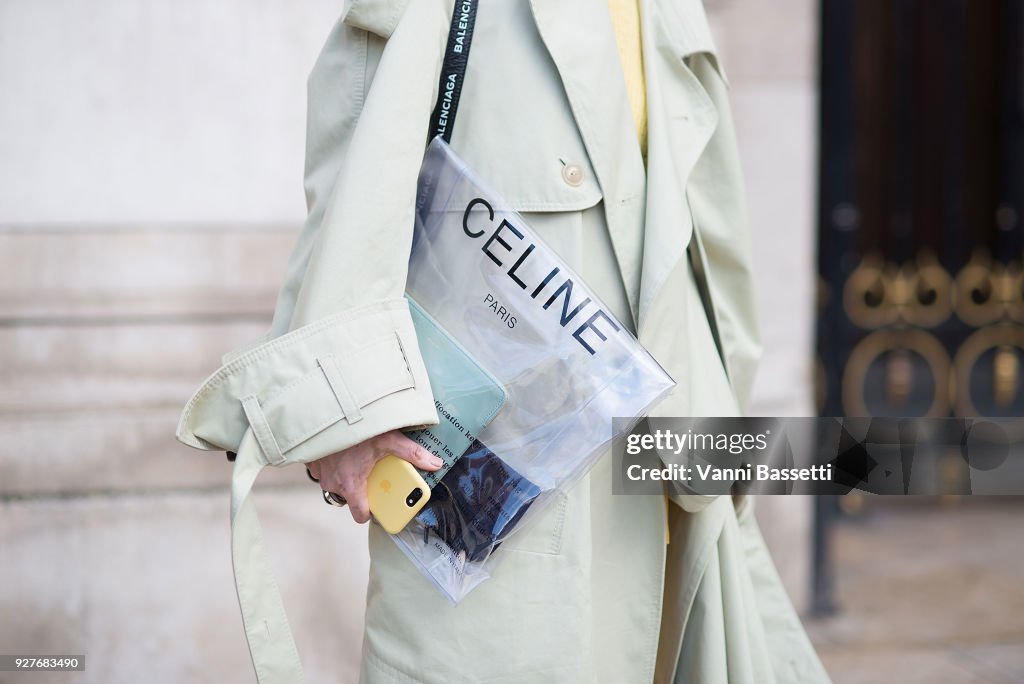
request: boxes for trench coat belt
[230,430,306,684]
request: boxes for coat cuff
[176,298,438,466]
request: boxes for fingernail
[430,456,443,468]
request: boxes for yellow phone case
[368,454,432,534]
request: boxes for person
[177,0,832,681]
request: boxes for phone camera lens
[405,488,424,507]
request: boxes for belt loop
[241,395,286,465]
[318,355,364,425]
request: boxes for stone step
[0,407,303,495]
[0,227,295,321]
[1,320,269,413]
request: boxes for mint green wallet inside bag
[404,296,508,488]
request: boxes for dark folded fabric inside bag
[417,439,542,563]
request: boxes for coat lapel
[637,0,722,330]
[528,0,647,330]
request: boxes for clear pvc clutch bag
[391,138,675,602]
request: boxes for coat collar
[343,0,725,75]
[343,0,411,38]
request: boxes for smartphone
[368,454,432,534]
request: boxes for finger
[347,489,371,524]
[306,461,322,482]
[315,467,341,495]
[383,432,444,471]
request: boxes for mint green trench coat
[176,0,831,681]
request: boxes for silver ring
[322,490,347,507]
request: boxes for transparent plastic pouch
[394,138,675,602]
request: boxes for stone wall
[0,1,818,681]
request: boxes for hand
[306,430,442,525]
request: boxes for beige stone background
[7,2,1018,684]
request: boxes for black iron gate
[813,0,1023,614]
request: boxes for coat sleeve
[175,0,450,467]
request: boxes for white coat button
[561,163,584,187]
